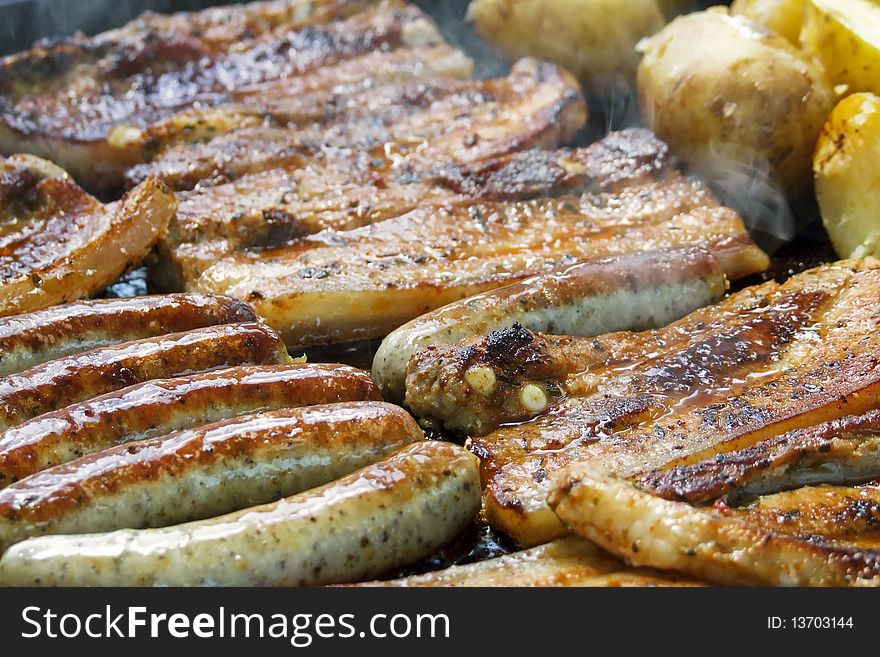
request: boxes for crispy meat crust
[189,130,766,348]
[476,260,880,547]
[150,60,588,289]
[194,183,763,348]
[0,155,176,316]
[120,44,472,176]
[0,1,456,190]
[639,409,880,505]
[550,465,880,587]
[135,57,584,193]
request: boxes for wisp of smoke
[692,139,798,255]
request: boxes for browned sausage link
[0,440,479,586]
[0,323,289,432]
[0,402,425,550]
[0,363,379,486]
[0,293,256,377]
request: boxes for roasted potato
[801,0,880,95]
[637,8,835,197]
[814,92,880,258]
[467,0,666,93]
[731,0,806,44]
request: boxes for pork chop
[0,1,454,191]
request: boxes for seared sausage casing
[0,293,255,377]
[375,247,726,401]
[0,363,379,486]
[0,323,289,431]
[0,402,423,550]
[0,441,480,586]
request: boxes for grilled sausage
[373,248,727,401]
[0,402,424,550]
[0,441,480,586]
[0,294,256,377]
[0,363,380,486]
[0,323,289,432]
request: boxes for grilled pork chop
[550,405,880,586]
[190,131,768,348]
[194,177,764,348]
[150,60,588,289]
[433,259,880,547]
[0,1,454,190]
[552,465,880,586]
[131,57,583,192]
[0,155,175,317]
[638,408,880,505]
[122,43,473,190]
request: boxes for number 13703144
[768,617,854,630]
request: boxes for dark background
[0,0,483,55]
[1,586,875,653]
[0,0,721,56]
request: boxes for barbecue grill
[0,0,845,579]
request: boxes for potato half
[731,0,806,44]
[802,0,880,95]
[814,92,880,258]
[637,7,835,197]
[467,0,665,93]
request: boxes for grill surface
[0,0,838,575]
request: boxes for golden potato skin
[637,8,835,197]
[801,0,880,95]
[814,92,880,259]
[467,0,665,93]
[731,0,806,44]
